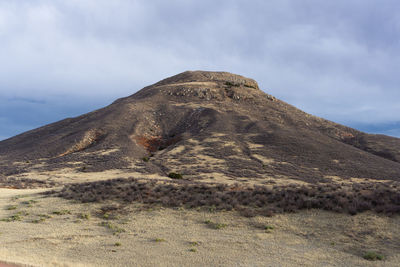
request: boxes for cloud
[0,0,399,138]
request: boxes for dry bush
[0,177,57,189]
[53,178,400,217]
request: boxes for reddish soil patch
[135,135,181,153]
[135,135,163,152]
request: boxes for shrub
[225,81,240,87]
[31,218,46,223]
[1,213,24,222]
[264,225,274,233]
[363,251,384,261]
[55,178,400,217]
[100,221,126,235]
[264,225,274,230]
[168,172,183,179]
[204,220,227,229]
[78,213,90,220]
[244,84,256,89]
[213,223,227,229]
[52,210,71,215]
[21,200,37,205]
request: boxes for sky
[1,0,400,140]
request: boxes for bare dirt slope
[1,71,400,185]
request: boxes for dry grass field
[0,186,399,267]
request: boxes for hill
[1,71,400,185]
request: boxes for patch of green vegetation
[101,212,120,220]
[264,225,274,233]
[9,214,22,221]
[154,238,166,242]
[31,218,46,224]
[21,200,38,207]
[214,223,227,229]
[208,205,217,212]
[244,84,256,89]
[189,248,197,252]
[168,172,183,179]
[114,242,122,246]
[142,157,149,162]
[1,212,25,222]
[52,210,71,215]
[31,213,51,223]
[12,195,28,201]
[6,205,17,210]
[225,81,240,87]
[204,220,227,230]
[100,221,126,235]
[78,213,90,220]
[363,251,384,261]
[189,241,199,246]
[21,200,38,205]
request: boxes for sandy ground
[0,188,399,267]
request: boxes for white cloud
[0,0,400,138]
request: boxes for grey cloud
[0,0,399,139]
